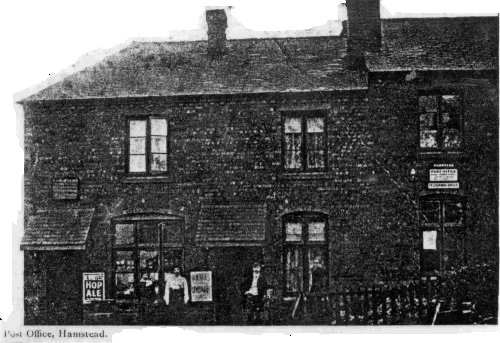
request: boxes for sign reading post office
[428,164,460,190]
[82,272,105,304]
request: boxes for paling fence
[287,266,498,325]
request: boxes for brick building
[19,1,498,325]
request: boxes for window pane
[151,136,167,153]
[443,129,462,149]
[442,112,460,130]
[163,249,183,272]
[285,223,302,242]
[151,154,167,172]
[308,222,325,241]
[130,138,146,154]
[421,201,440,223]
[307,149,325,169]
[151,118,167,136]
[284,117,302,133]
[130,120,146,137]
[423,231,437,250]
[138,222,158,244]
[419,95,438,113]
[307,118,324,133]
[115,251,135,272]
[115,273,135,298]
[285,248,303,293]
[441,95,460,128]
[420,131,438,148]
[420,112,437,130]
[443,202,463,224]
[307,133,325,150]
[139,250,158,273]
[285,133,302,151]
[285,150,302,169]
[116,224,134,245]
[308,248,327,292]
[129,155,146,172]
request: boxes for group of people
[149,259,327,325]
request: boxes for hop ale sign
[83,272,105,304]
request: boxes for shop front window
[420,198,465,272]
[113,217,184,301]
[283,213,328,295]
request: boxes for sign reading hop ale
[82,272,105,304]
[190,271,213,302]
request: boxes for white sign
[83,272,105,304]
[423,231,437,250]
[190,271,213,302]
[428,182,459,189]
[430,169,458,182]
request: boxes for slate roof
[195,204,267,247]
[366,17,499,72]
[25,37,366,101]
[21,208,95,250]
[23,16,498,101]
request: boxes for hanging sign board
[423,231,437,250]
[190,271,213,302]
[428,164,459,189]
[83,272,105,304]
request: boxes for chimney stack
[345,0,381,62]
[205,8,228,57]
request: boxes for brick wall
[23,75,498,319]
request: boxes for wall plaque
[53,178,79,200]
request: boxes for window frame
[112,216,184,302]
[281,111,328,173]
[418,91,464,152]
[282,212,329,296]
[419,196,466,273]
[126,116,170,175]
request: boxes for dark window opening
[419,94,463,151]
[283,213,328,295]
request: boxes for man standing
[240,262,268,325]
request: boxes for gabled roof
[21,208,95,250]
[195,204,267,247]
[24,36,367,101]
[22,16,498,102]
[367,16,499,72]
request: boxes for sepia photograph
[2,0,500,339]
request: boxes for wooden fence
[289,277,477,325]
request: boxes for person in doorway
[309,257,327,293]
[164,266,189,324]
[240,262,268,324]
[308,257,329,323]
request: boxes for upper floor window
[128,117,168,174]
[419,94,462,151]
[283,212,328,295]
[420,197,465,272]
[283,112,327,172]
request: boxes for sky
[0,0,499,340]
